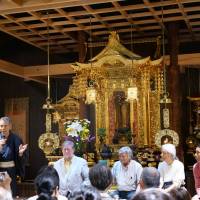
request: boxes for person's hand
[19,144,28,156]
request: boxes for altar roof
[72,32,163,71]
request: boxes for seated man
[54,140,90,197]
[138,167,160,191]
[111,146,143,200]
[158,143,185,192]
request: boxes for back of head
[69,185,101,200]
[89,163,112,191]
[140,167,160,189]
[132,188,172,200]
[169,187,191,200]
[35,166,59,200]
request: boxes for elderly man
[0,116,28,197]
[158,143,185,192]
[111,146,143,200]
[138,167,160,190]
[54,140,90,197]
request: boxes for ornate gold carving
[155,129,179,147]
[38,132,60,155]
[55,32,163,148]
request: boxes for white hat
[162,143,176,158]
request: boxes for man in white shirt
[54,140,90,197]
[111,146,143,199]
[158,143,185,192]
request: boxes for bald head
[140,167,160,189]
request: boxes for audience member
[158,143,185,192]
[169,187,191,200]
[112,146,143,199]
[0,172,12,200]
[28,165,67,200]
[68,185,101,200]
[54,140,90,197]
[89,163,113,199]
[132,188,173,200]
[139,167,160,190]
[193,144,200,199]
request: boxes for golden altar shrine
[54,32,164,152]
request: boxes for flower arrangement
[64,119,94,153]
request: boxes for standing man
[192,144,200,200]
[111,146,143,200]
[158,143,185,192]
[0,116,28,197]
[54,140,90,197]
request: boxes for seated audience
[28,165,67,200]
[89,163,113,199]
[54,140,89,197]
[132,188,173,200]
[112,146,143,199]
[0,172,12,200]
[68,185,101,200]
[138,167,160,190]
[158,143,185,192]
[193,144,200,199]
[169,187,191,200]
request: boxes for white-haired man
[111,146,143,200]
[158,143,185,192]
[54,140,90,197]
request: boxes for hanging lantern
[127,87,138,101]
[85,86,96,104]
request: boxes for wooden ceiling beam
[24,63,75,77]
[176,0,195,40]
[0,59,47,84]
[7,0,23,6]
[0,0,120,15]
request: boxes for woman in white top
[28,165,67,200]
[158,143,185,192]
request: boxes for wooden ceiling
[0,0,199,54]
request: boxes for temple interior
[0,0,199,198]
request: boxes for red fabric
[193,162,200,196]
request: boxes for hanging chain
[47,12,51,101]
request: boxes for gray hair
[62,140,75,149]
[118,146,133,159]
[140,167,160,189]
[0,117,11,125]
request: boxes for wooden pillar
[167,22,183,159]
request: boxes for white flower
[68,128,79,137]
[84,119,90,124]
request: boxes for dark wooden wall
[0,72,72,179]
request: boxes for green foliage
[97,128,106,138]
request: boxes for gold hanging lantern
[127,87,138,101]
[85,86,96,104]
